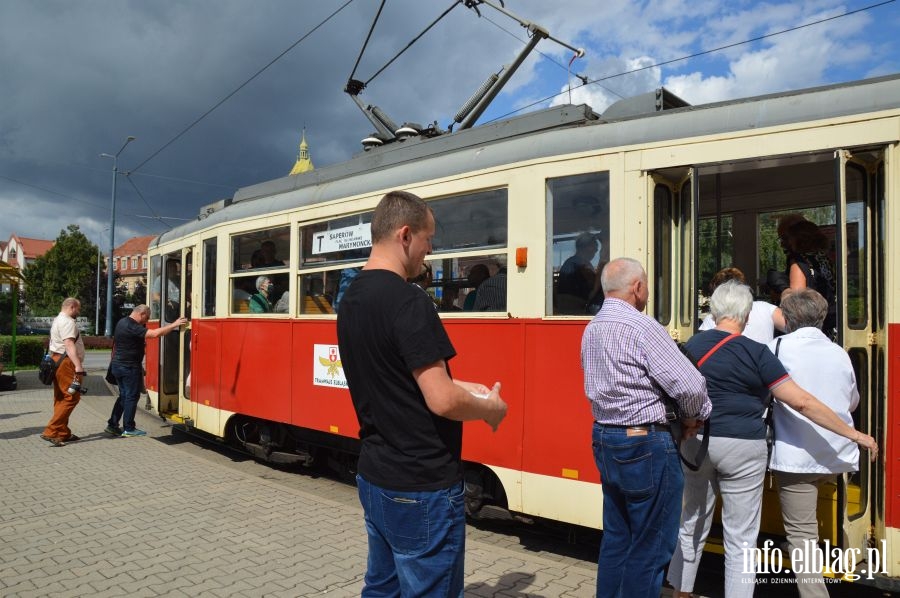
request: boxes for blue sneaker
[121,429,147,437]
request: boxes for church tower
[289,129,314,175]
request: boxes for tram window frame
[298,189,509,315]
[149,255,162,319]
[653,185,673,326]
[202,238,217,317]
[229,226,290,316]
[845,163,867,329]
[846,348,869,521]
[546,172,611,317]
[231,226,291,272]
[697,214,734,313]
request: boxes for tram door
[835,148,884,556]
[177,248,193,423]
[650,168,696,340]
[158,249,192,418]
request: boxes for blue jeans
[592,423,684,598]
[356,474,465,598]
[109,362,142,432]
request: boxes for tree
[23,225,109,321]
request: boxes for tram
[145,73,900,586]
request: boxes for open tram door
[157,248,193,422]
[834,147,884,563]
[649,168,697,340]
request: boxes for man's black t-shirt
[112,317,148,365]
[337,269,459,491]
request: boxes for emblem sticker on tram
[313,344,348,388]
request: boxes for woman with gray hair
[767,289,861,597]
[668,281,877,598]
[249,276,274,313]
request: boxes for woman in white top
[768,289,860,598]
[699,267,785,343]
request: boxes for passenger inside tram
[556,232,605,315]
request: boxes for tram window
[230,275,284,315]
[847,348,869,521]
[301,213,372,268]
[298,273,336,314]
[678,180,692,327]
[547,172,610,316]
[231,226,290,272]
[697,215,733,309]
[151,254,181,322]
[653,185,672,325]
[414,254,507,313]
[202,238,217,317]
[846,163,867,329]
[149,255,162,319]
[758,208,836,300]
[429,189,507,253]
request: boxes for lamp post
[100,135,136,337]
[95,241,102,335]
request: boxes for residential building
[0,234,54,292]
[112,235,154,295]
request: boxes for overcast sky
[1,0,897,250]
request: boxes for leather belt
[596,422,670,430]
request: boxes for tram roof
[153,73,900,249]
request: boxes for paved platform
[0,370,599,597]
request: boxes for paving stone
[0,377,610,597]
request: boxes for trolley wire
[123,175,173,231]
[356,2,462,91]
[0,173,173,235]
[486,0,896,123]
[129,0,357,175]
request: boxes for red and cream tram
[145,74,900,588]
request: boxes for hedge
[0,335,113,368]
[0,336,46,367]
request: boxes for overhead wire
[129,0,357,175]
[479,13,624,100]
[360,1,462,88]
[485,0,896,123]
[123,175,172,231]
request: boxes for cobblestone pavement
[0,371,599,598]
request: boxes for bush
[0,335,47,367]
[84,336,114,349]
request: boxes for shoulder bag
[669,333,740,471]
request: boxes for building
[1,234,55,271]
[112,235,154,295]
[289,129,314,175]
[0,234,54,292]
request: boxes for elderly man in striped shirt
[582,257,711,598]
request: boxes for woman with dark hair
[783,220,836,335]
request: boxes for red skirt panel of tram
[146,317,598,488]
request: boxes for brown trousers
[43,355,81,439]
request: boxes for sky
[1,0,897,251]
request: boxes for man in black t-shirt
[105,305,186,437]
[337,190,507,598]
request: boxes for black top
[336,269,459,491]
[684,330,788,440]
[112,317,148,365]
[787,250,837,334]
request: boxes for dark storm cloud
[0,0,537,244]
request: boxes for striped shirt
[581,298,711,425]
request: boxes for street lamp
[100,135,136,337]
[94,229,108,336]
